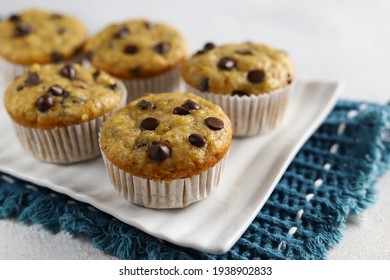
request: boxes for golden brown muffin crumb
[100,93,232,181]
[181,42,295,95]
[0,9,87,65]
[4,63,125,129]
[84,19,188,79]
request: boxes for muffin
[100,93,232,209]
[4,63,127,163]
[181,42,296,137]
[0,8,87,83]
[84,19,188,102]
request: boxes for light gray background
[0,0,389,259]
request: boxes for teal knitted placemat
[0,100,389,259]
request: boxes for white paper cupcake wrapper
[0,54,85,85]
[0,57,28,85]
[100,150,229,209]
[121,67,183,102]
[186,83,294,137]
[11,82,127,164]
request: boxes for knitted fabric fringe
[0,100,389,260]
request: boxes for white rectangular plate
[0,80,342,254]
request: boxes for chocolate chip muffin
[100,93,232,208]
[4,63,127,163]
[0,8,87,83]
[84,19,188,101]
[181,42,296,137]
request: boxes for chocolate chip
[49,85,64,96]
[57,27,67,35]
[15,22,33,37]
[50,14,63,20]
[24,73,40,87]
[235,49,254,55]
[149,143,171,162]
[189,134,207,147]
[199,77,209,91]
[173,106,191,115]
[141,118,159,131]
[109,83,118,90]
[114,27,129,39]
[62,90,70,98]
[205,117,224,130]
[194,50,205,56]
[137,100,156,110]
[232,90,249,97]
[181,99,200,110]
[51,51,62,62]
[131,67,141,77]
[9,14,20,22]
[154,42,170,55]
[123,45,138,55]
[195,42,215,56]
[204,42,216,51]
[60,64,77,80]
[217,57,236,70]
[92,70,101,79]
[145,21,155,29]
[86,51,94,61]
[74,45,83,55]
[36,93,55,112]
[16,85,24,91]
[287,73,293,84]
[247,70,266,84]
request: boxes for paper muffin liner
[0,53,85,85]
[100,150,229,209]
[0,57,28,85]
[10,82,127,164]
[186,83,294,137]
[121,67,183,102]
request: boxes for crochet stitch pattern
[0,100,389,259]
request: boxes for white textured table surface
[0,0,389,259]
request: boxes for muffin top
[181,42,295,95]
[100,93,232,181]
[0,9,87,65]
[4,63,126,129]
[84,19,188,79]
